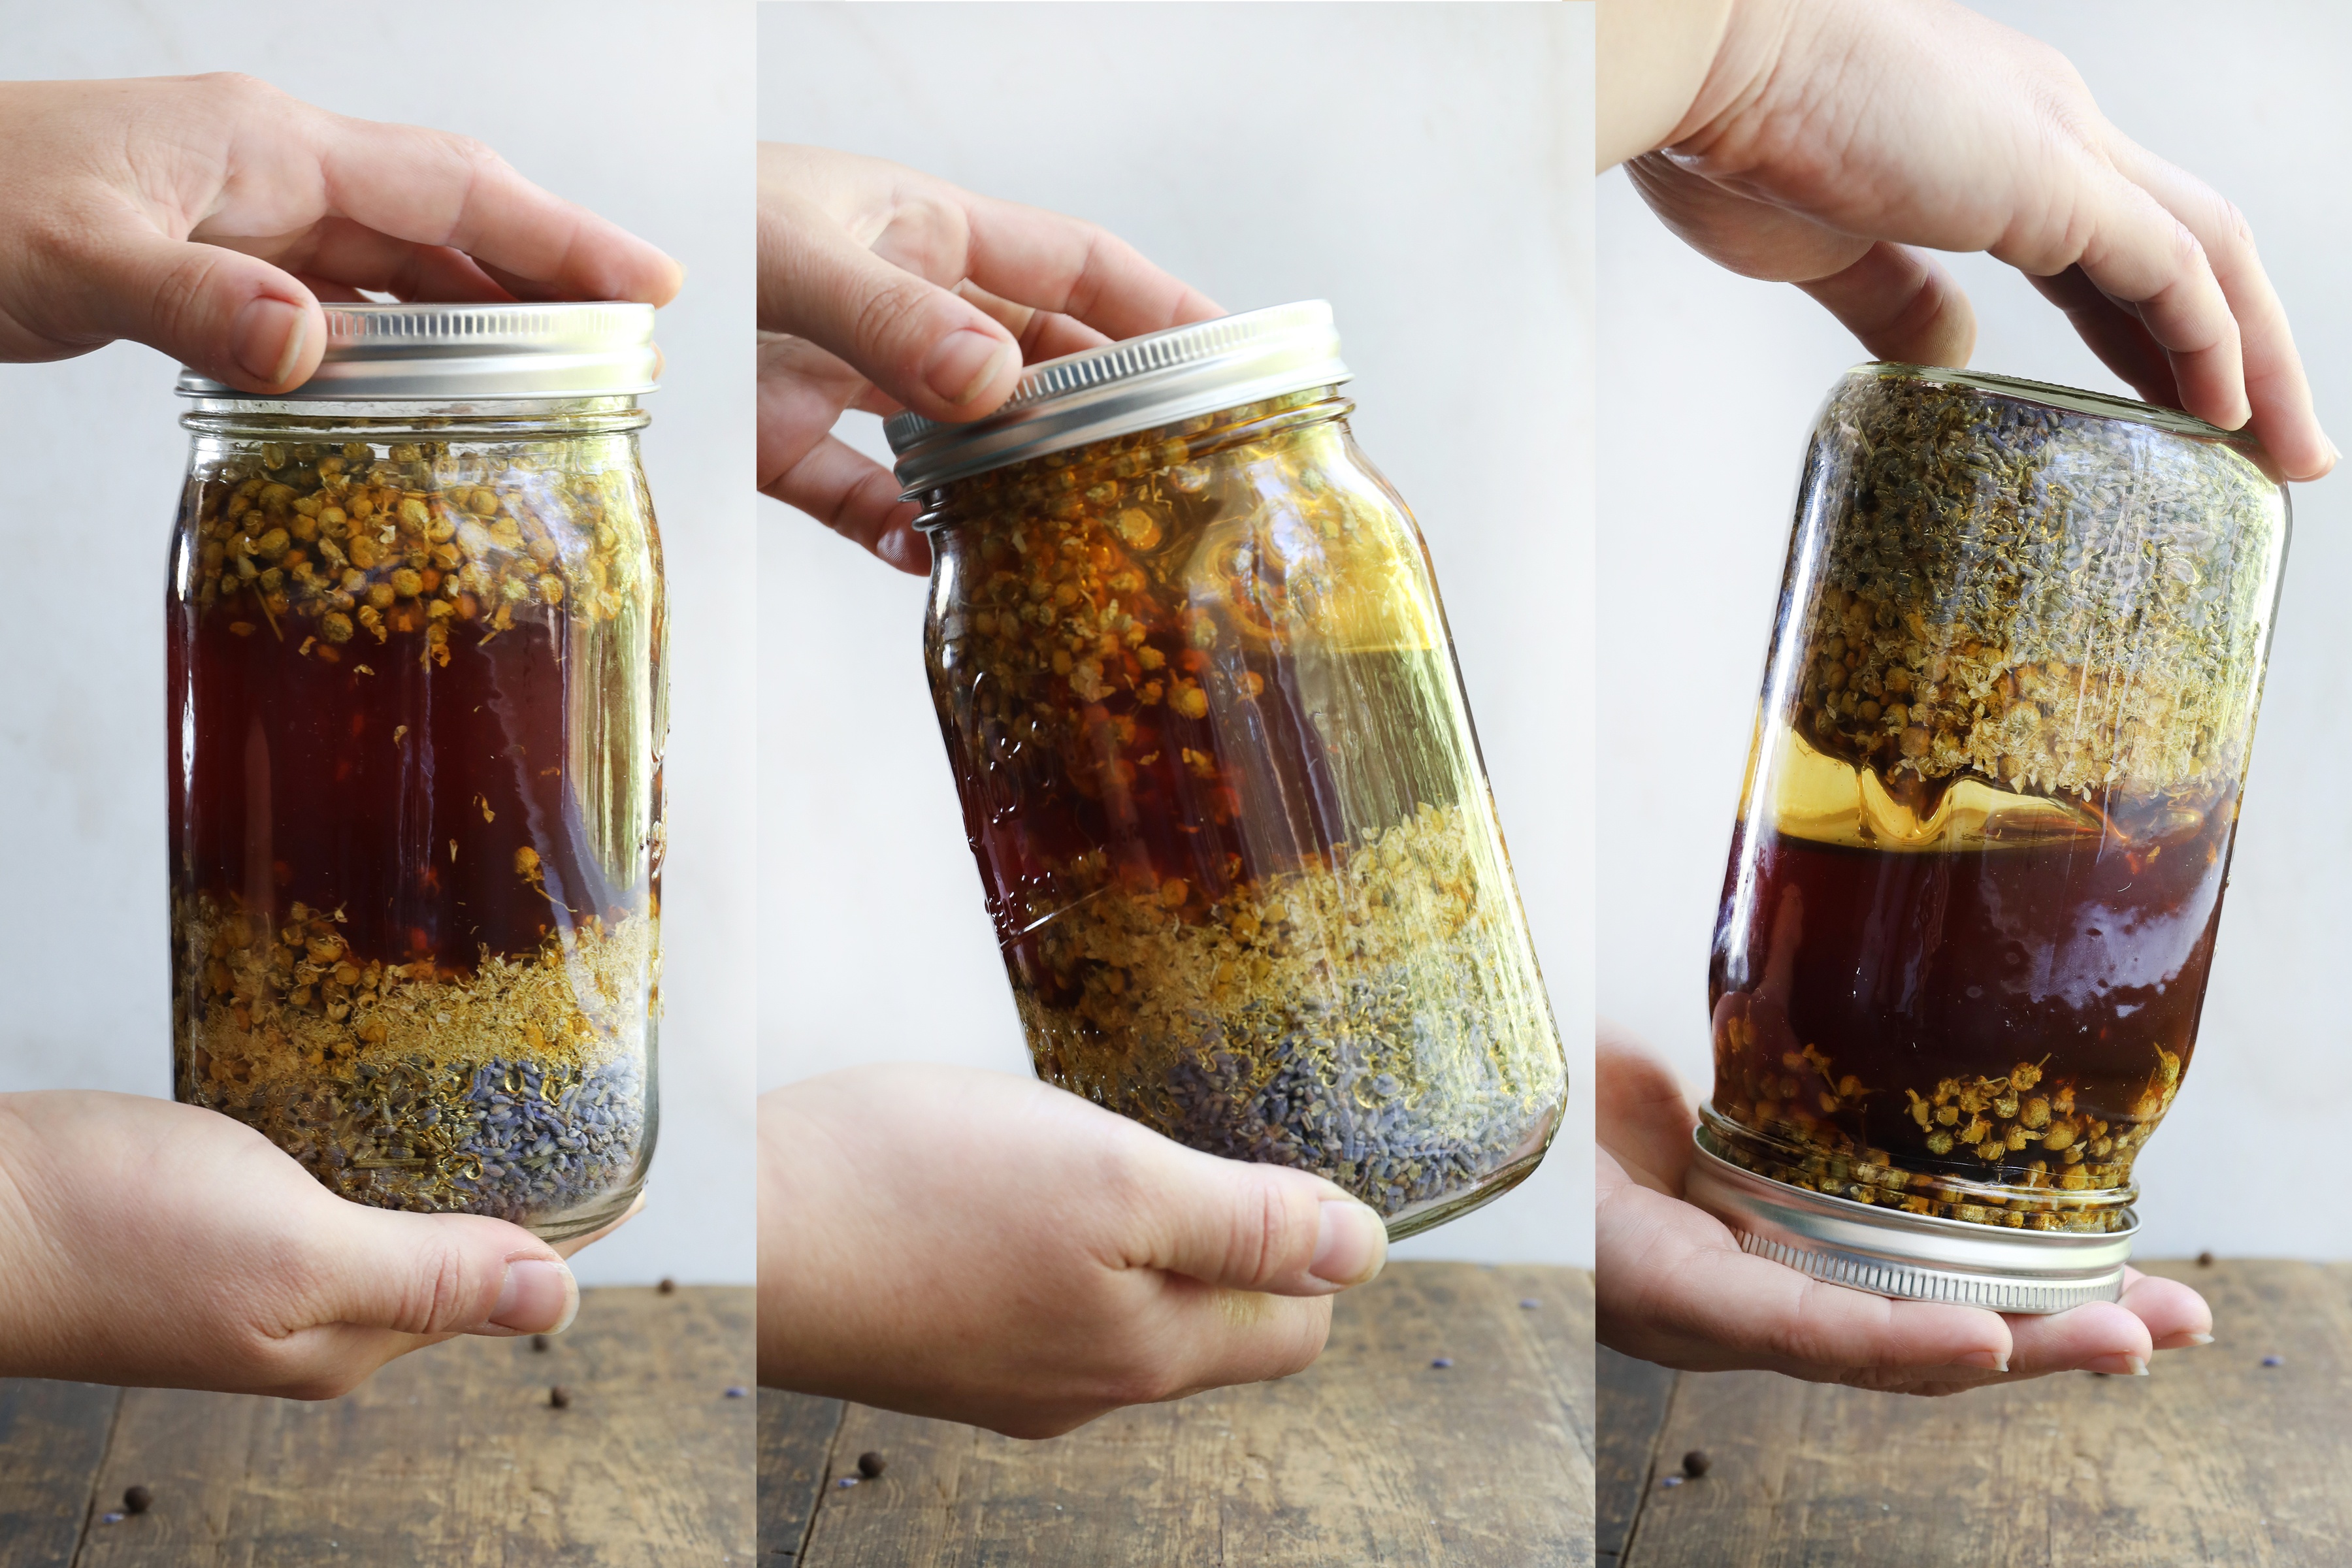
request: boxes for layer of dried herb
[174,894,655,1223]
[1017,804,1563,1218]
[1788,369,2283,821]
[1707,1015,2181,1232]
[183,434,655,662]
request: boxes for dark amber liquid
[939,635,1460,1002]
[167,596,639,972]
[1708,795,2234,1179]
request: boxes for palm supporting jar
[1688,364,2288,1309]
[893,301,1565,1237]
[168,304,667,1239]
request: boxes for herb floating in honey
[1705,365,2288,1237]
[169,304,667,1242]
[905,304,1565,1237]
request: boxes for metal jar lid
[174,301,659,400]
[1684,1131,2134,1315]
[883,299,1352,494]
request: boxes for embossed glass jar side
[919,386,1565,1237]
[1705,365,2287,1235]
[167,402,666,1239]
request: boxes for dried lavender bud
[857,1452,885,1479]
[1429,1357,1454,1369]
[123,1486,153,1514]
[1660,1475,1685,1490]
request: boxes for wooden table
[0,1285,755,1567]
[1600,1259,2352,1567]
[759,1262,1596,1566]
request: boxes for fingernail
[921,329,1013,408]
[1307,1200,1387,1290]
[482,1257,578,1336]
[2157,1331,2215,1350]
[2084,1353,2149,1377]
[233,296,307,387]
[1950,1349,2008,1373]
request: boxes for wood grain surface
[760,1261,1596,1567]
[1603,1260,2352,1568]
[0,1285,754,1567]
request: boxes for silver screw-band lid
[175,301,660,400]
[883,299,1352,495]
[1684,1131,2134,1315]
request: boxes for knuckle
[880,197,971,284]
[192,71,284,111]
[404,1238,478,1334]
[148,248,238,340]
[440,133,506,180]
[1228,1179,1287,1288]
[849,272,944,362]
[2212,197,2258,261]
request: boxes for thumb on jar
[1124,1138,1390,1298]
[310,1207,580,1340]
[39,226,328,394]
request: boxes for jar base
[521,1177,648,1243]
[1686,1130,2133,1315]
[1382,1141,1551,1243]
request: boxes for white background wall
[1600,0,2352,1259]
[0,1,756,1286]
[759,2,1597,1266]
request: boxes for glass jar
[1693,365,2287,1300]
[167,304,667,1240]
[890,302,1565,1237]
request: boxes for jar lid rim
[884,300,1352,493]
[174,301,660,400]
[1862,362,2263,451]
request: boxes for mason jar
[890,301,1565,1237]
[167,304,667,1240]
[1687,364,2289,1309]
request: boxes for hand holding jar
[1596,1032,2212,1394]
[0,74,681,390]
[755,143,1220,570]
[0,1092,613,1397]
[1601,0,2334,479]
[755,1066,1388,1439]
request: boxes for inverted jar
[167,304,668,1240]
[894,301,1566,1238]
[1692,364,2289,1307]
